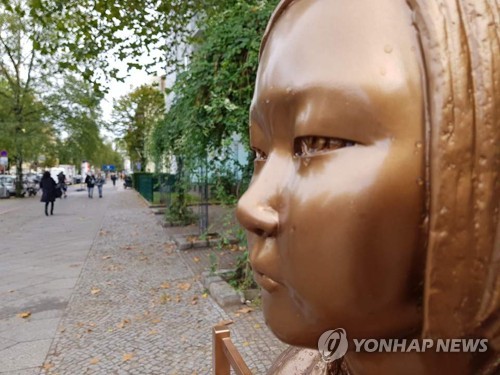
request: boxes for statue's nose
[236,192,279,238]
[236,154,290,238]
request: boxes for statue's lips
[254,271,281,293]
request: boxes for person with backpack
[84,173,96,198]
[95,172,105,198]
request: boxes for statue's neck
[343,349,495,375]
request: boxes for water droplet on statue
[415,141,423,149]
[416,177,424,186]
[439,231,448,239]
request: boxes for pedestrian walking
[40,171,57,216]
[96,173,105,198]
[85,173,96,198]
[57,171,67,198]
[110,172,117,186]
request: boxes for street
[0,182,284,374]
[0,183,118,374]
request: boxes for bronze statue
[236,0,499,374]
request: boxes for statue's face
[237,0,426,347]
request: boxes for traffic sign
[0,150,7,157]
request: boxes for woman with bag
[40,171,57,216]
[84,173,96,198]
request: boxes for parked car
[0,175,16,196]
[73,174,83,184]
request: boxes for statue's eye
[294,136,356,157]
[253,148,268,161]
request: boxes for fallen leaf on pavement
[193,257,200,263]
[116,319,130,329]
[160,293,171,304]
[91,288,101,295]
[202,293,208,298]
[191,296,198,305]
[17,311,31,319]
[160,282,170,289]
[237,307,253,314]
[254,324,261,329]
[217,319,234,326]
[122,353,134,362]
[42,362,54,370]
[149,330,158,335]
[89,357,100,365]
[102,256,112,260]
[178,282,191,291]
[242,341,250,347]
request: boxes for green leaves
[111,84,165,171]
[149,0,277,200]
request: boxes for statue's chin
[261,291,326,349]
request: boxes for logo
[318,328,349,362]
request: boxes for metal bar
[222,337,253,375]
[213,326,253,375]
[213,326,231,375]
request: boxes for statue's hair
[260,0,500,353]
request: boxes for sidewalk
[39,186,286,374]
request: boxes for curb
[201,271,243,308]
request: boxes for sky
[98,51,165,141]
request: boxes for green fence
[132,173,177,203]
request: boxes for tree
[24,0,234,87]
[110,84,165,172]
[44,75,106,166]
[0,0,59,194]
